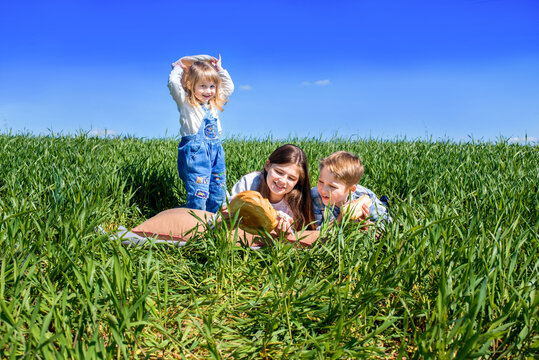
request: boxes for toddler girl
[229,144,316,232]
[168,54,234,213]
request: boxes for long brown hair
[258,144,316,230]
[182,61,226,111]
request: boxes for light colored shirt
[168,62,234,136]
[229,171,263,198]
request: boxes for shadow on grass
[120,159,186,218]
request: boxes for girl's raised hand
[211,54,222,71]
[172,56,202,69]
[171,58,186,69]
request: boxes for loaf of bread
[229,191,278,234]
[348,194,373,220]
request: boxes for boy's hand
[341,201,371,229]
[350,202,370,221]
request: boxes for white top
[168,58,234,136]
[229,171,294,219]
[229,171,263,198]
[272,199,294,220]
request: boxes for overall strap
[201,104,212,118]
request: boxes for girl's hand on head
[172,59,182,69]
[172,58,186,69]
[210,54,222,71]
[173,56,198,69]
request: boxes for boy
[311,151,390,229]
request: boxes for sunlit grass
[0,133,537,358]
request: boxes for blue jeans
[177,113,226,213]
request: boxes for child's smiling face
[316,167,355,207]
[264,162,300,203]
[194,79,216,104]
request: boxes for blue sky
[1,0,538,143]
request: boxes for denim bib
[201,106,219,140]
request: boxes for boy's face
[316,167,356,207]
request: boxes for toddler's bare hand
[211,54,222,71]
[171,58,184,69]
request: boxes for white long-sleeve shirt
[168,62,234,136]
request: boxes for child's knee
[211,171,226,185]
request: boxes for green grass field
[0,133,537,359]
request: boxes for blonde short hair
[319,151,364,187]
[183,61,226,111]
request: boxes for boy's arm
[351,185,390,222]
[311,187,325,230]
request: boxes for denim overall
[177,106,226,213]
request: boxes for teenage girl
[228,144,316,232]
[168,54,234,213]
